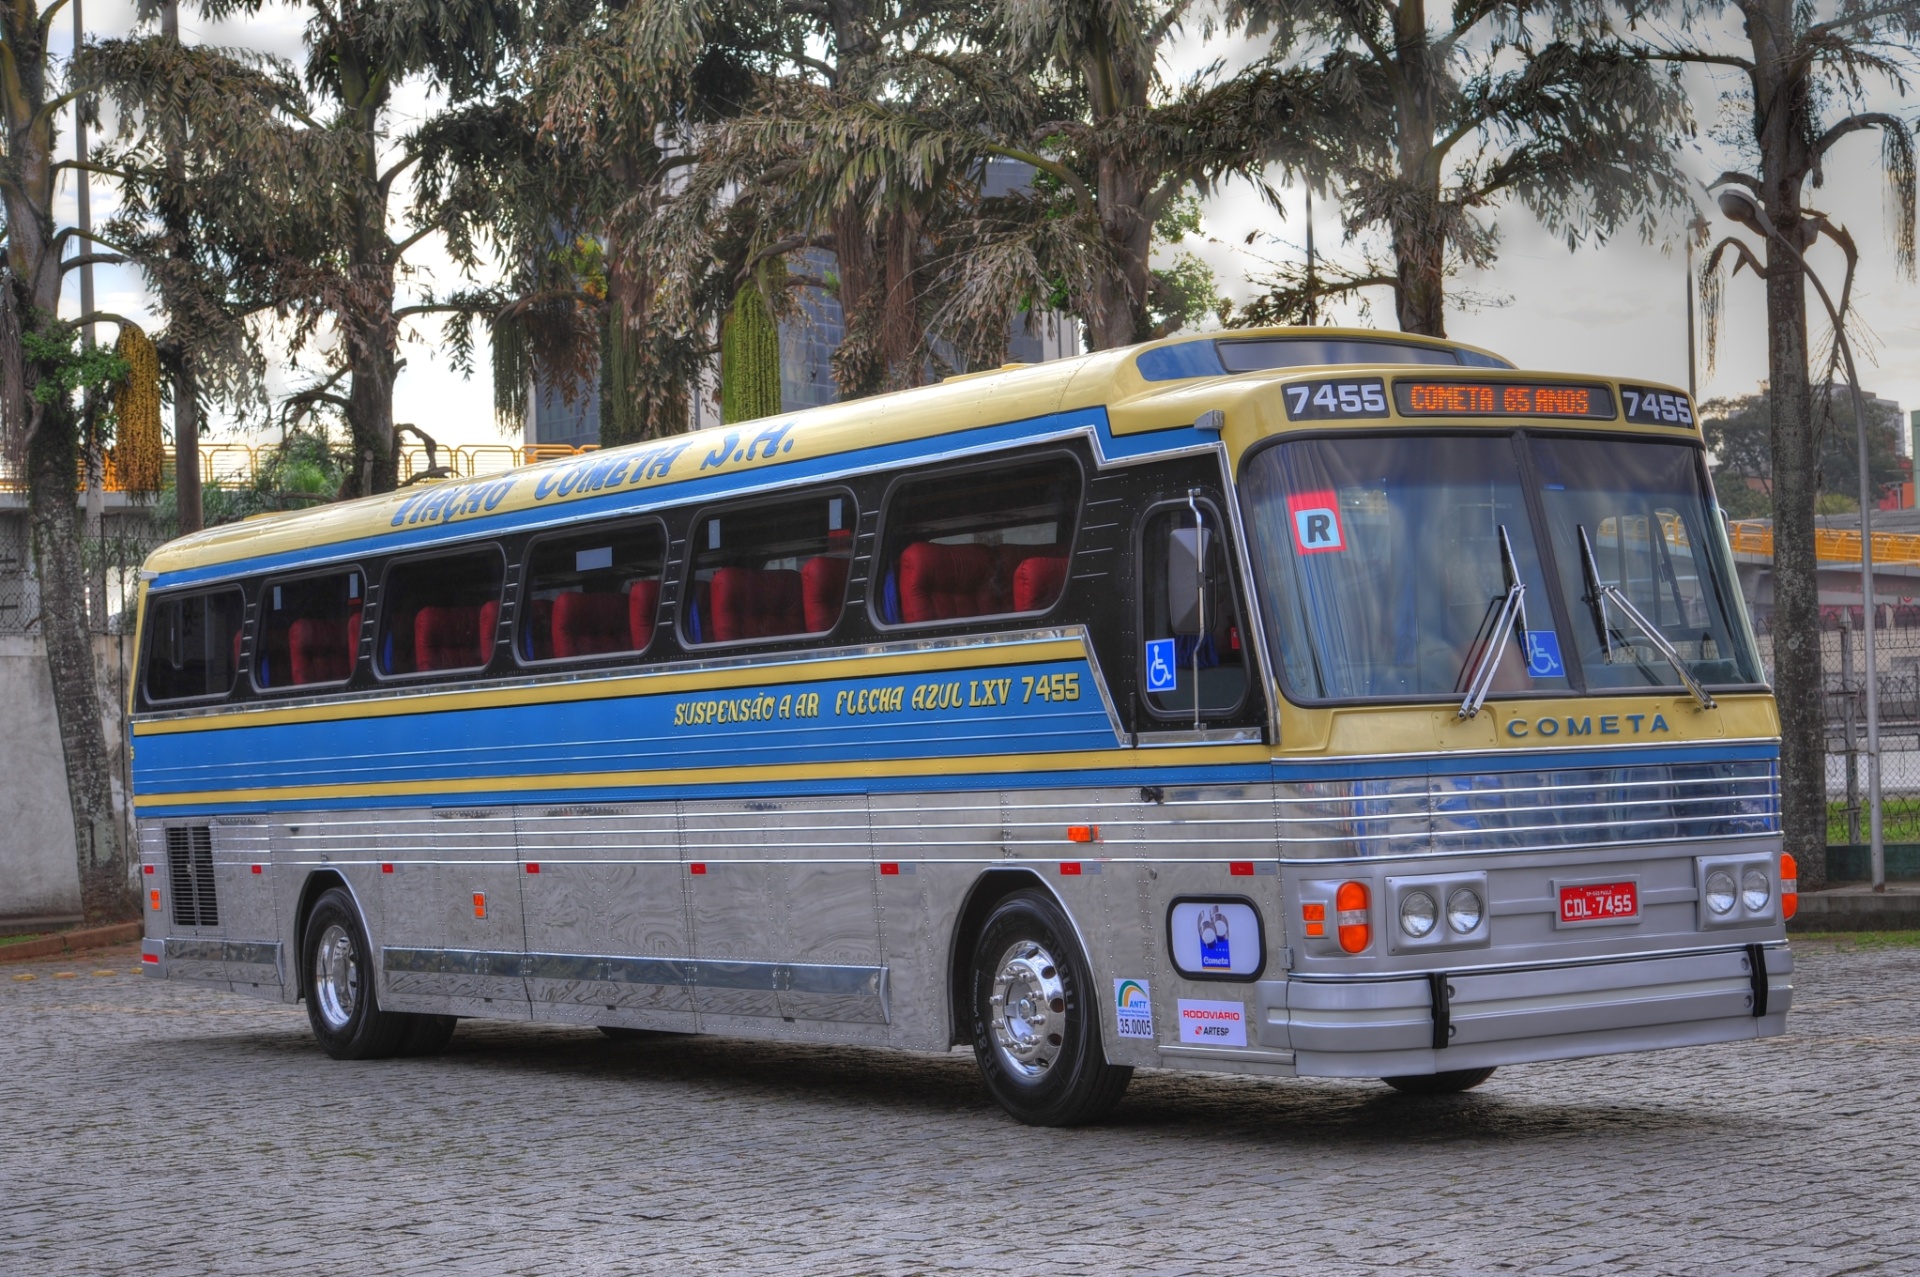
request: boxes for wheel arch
[945,868,1096,1047]
[292,869,357,992]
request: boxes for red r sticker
[1286,490,1345,554]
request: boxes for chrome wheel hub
[314,923,360,1030]
[989,940,1067,1079]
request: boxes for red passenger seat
[801,555,850,634]
[709,567,804,641]
[1009,548,1070,613]
[627,580,660,650]
[415,606,483,671]
[552,591,630,658]
[899,542,1000,623]
[478,600,499,665]
[289,616,351,684]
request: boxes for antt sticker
[1286,490,1345,554]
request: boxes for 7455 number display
[1283,378,1389,421]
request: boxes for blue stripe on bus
[150,407,1212,591]
[130,660,1122,795]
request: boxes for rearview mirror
[1168,524,1209,634]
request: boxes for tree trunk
[1748,0,1826,889]
[342,329,397,498]
[1391,216,1449,337]
[26,397,131,921]
[172,363,201,532]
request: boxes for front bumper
[1259,943,1790,1077]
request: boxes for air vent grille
[166,825,218,928]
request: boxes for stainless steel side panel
[211,818,281,989]
[517,803,693,1030]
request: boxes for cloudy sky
[48,3,1920,451]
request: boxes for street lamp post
[1715,185,1886,893]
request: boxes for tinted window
[519,521,665,662]
[685,494,854,644]
[1217,338,1484,373]
[874,457,1079,626]
[256,569,362,689]
[143,588,244,703]
[1141,502,1248,716]
[376,548,504,676]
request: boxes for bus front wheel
[969,889,1132,1126]
[1382,1067,1496,1095]
[302,887,412,1060]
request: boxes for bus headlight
[1704,869,1737,915]
[1741,868,1770,913]
[1446,887,1484,935]
[1398,890,1438,939]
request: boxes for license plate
[1559,880,1638,925]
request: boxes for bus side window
[141,587,245,704]
[256,569,363,689]
[683,492,855,645]
[518,519,666,663]
[374,547,505,677]
[1140,500,1248,718]
[872,454,1080,627]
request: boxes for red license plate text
[1559,881,1638,924]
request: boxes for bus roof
[141,325,1687,584]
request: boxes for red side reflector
[141,953,159,964]
[381,863,393,874]
[879,863,899,875]
[1066,825,1099,844]
[142,864,154,875]
[251,864,262,875]
[1229,861,1254,876]
[1060,862,1082,875]
[525,863,540,874]
[690,863,707,875]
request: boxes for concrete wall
[0,634,134,929]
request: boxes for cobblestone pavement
[2,940,1915,1276]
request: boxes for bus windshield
[1240,432,1762,703]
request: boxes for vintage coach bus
[131,326,1791,1125]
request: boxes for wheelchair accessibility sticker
[1144,638,1178,693]
[1524,630,1565,678]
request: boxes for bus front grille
[166,826,218,928]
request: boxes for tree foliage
[1703,388,1908,518]
[1228,0,1695,336]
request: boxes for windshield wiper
[1579,524,1716,710]
[1457,525,1528,719]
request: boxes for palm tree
[1629,0,1920,890]
[1230,0,1693,336]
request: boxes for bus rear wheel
[302,887,412,1060]
[1382,1067,1496,1095]
[969,889,1131,1126]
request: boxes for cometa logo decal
[1503,712,1671,738]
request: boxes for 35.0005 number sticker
[1619,384,1693,427]
[1282,378,1390,421]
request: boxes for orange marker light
[1336,881,1371,953]
[472,893,487,919]
[1781,852,1798,921]
[1302,903,1325,921]
[1066,825,1099,844]
[149,889,161,911]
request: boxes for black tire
[1382,1066,1496,1096]
[302,887,410,1060]
[969,888,1132,1126]
[396,1014,459,1058]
